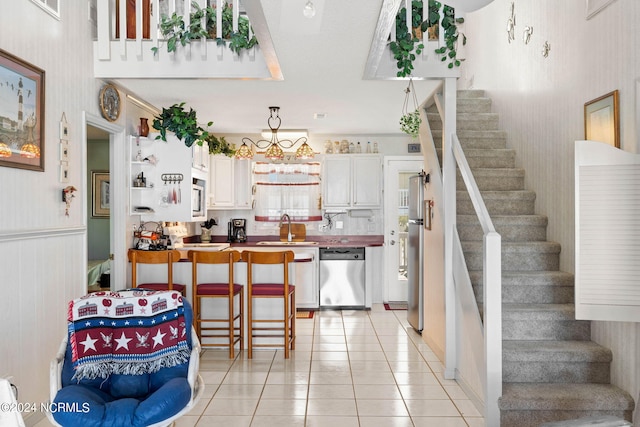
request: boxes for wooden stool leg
[247,294,253,359]
[239,288,244,352]
[291,290,296,351]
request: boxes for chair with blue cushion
[47,290,204,427]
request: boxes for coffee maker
[228,218,247,243]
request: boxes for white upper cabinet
[208,156,252,209]
[192,141,210,172]
[322,154,382,209]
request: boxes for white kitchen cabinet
[365,246,384,306]
[128,135,207,222]
[208,156,252,209]
[191,141,209,172]
[322,154,382,208]
[293,249,319,309]
[209,155,234,207]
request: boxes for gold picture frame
[584,90,619,148]
[0,49,45,171]
[92,171,110,218]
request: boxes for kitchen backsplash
[183,208,382,239]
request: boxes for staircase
[427,90,635,426]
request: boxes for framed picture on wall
[92,171,110,218]
[584,90,620,148]
[0,49,45,171]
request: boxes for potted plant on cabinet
[204,133,235,157]
[152,102,212,148]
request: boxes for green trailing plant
[389,0,465,77]
[152,102,212,148]
[434,3,466,69]
[151,1,258,55]
[204,133,235,157]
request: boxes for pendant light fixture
[236,106,314,161]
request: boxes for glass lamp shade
[264,143,284,160]
[0,142,11,158]
[235,142,254,159]
[295,142,315,159]
[20,143,40,158]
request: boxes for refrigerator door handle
[424,199,433,231]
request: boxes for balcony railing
[94,0,282,80]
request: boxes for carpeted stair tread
[455,168,526,191]
[458,214,548,241]
[502,303,578,320]
[457,89,486,98]
[471,271,575,304]
[426,97,492,114]
[500,383,634,411]
[503,341,612,362]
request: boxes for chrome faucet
[279,213,292,242]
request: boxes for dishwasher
[319,247,365,308]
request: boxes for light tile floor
[37,304,485,427]
[184,304,484,427]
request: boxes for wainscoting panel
[0,231,86,424]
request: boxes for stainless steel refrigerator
[407,173,425,332]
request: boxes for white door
[384,157,424,302]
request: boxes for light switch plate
[408,143,421,153]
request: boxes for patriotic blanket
[68,289,190,380]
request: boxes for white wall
[463,0,639,412]
[0,3,124,424]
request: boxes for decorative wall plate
[99,84,121,122]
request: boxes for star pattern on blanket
[115,331,132,351]
[153,329,166,348]
[80,334,98,352]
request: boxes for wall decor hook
[62,185,77,216]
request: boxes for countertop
[207,235,384,248]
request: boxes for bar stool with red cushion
[127,249,186,295]
[188,250,243,358]
[241,250,295,359]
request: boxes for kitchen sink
[256,241,319,246]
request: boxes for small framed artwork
[584,90,619,148]
[59,161,69,183]
[92,171,110,218]
[586,0,616,20]
[59,115,69,141]
[59,141,69,161]
[0,49,45,171]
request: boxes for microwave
[192,178,206,218]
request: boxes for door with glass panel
[384,158,423,302]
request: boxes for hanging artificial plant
[435,2,466,69]
[399,78,422,139]
[152,102,212,148]
[204,133,235,157]
[389,0,465,77]
[151,1,258,55]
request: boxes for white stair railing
[420,78,502,425]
